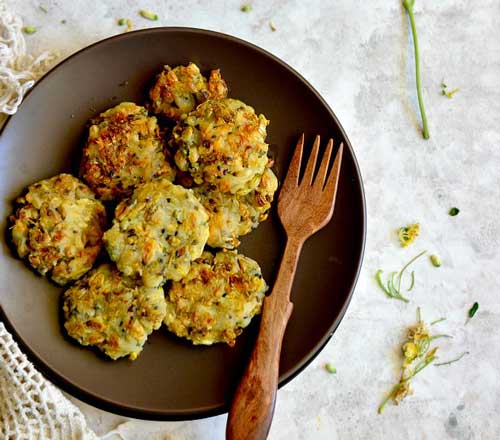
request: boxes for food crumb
[430,254,441,267]
[324,363,336,374]
[139,9,158,21]
[22,26,37,35]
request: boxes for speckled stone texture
[3,0,500,439]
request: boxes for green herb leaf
[241,4,252,12]
[435,351,469,367]
[39,5,48,13]
[60,19,66,24]
[117,18,126,26]
[449,207,460,216]
[22,26,37,34]
[430,254,441,267]
[139,9,158,20]
[269,21,276,31]
[468,302,479,319]
[324,363,337,374]
[402,0,429,139]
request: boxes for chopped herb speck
[39,5,48,13]
[430,254,441,267]
[269,21,276,31]
[441,82,459,98]
[466,302,479,323]
[139,9,158,21]
[449,207,459,216]
[23,26,37,35]
[241,4,252,12]
[398,223,420,247]
[117,18,126,26]
[325,363,337,374]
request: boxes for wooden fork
[226,134,344,440]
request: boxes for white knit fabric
[0,3,58,115]
[0,322,98,440]
[0,6,100,439]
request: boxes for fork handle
[226,238,303,440]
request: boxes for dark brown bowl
[0,28,365,420]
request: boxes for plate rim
[0,26,366,420]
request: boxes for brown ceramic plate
[0,28,365,420]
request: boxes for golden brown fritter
[194,167,278,248]
[63,263,166,360]
[80,102,175,201]
[149,62,228,121]
[104,178,209,287]
[9,173,106,285]
[171,98,269,195]
[164,250,267,346]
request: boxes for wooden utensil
[226,134,343,440]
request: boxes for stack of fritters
[8,62,277,359]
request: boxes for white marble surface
[3,0,500,438]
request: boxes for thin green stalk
[403,0,430,139]
[378,383,402,414]
[435,351,469,367]
[407,271,415,291]
[397,250,426,292]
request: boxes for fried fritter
[194,167,278,248]
[10,173,106,285]
[149,62,228,121]
[164,250,267,346]
[80,102,175,201]
[63,263,166,360]
[171,98,269,195]
[104,178,209,287]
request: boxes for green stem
[435,351,469,367]
[403,0,430,139]
[398,250,426,293]
[378,383,402,414]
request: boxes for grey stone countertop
[3,0,500,438]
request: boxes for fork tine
[281,134,304,191]
[302,135,320,185]
[323,143,343,198]
[313,138,333,189]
